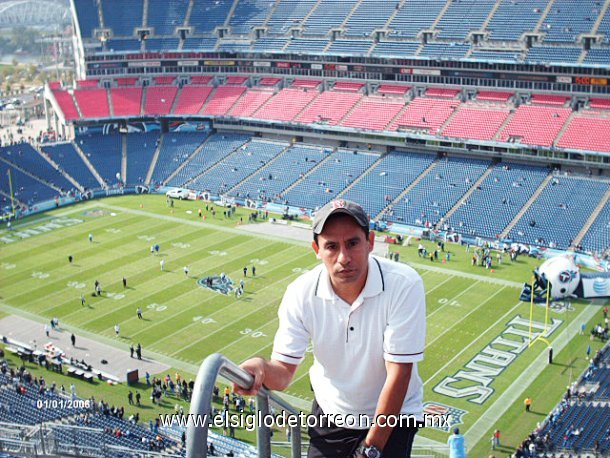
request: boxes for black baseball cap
[312,199,369,235]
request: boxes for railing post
[187,354,225,458]
[256,393,272,458]
[291,423,302,458]
[187,352,304,458]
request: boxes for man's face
[312,213,374,292]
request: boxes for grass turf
[0,194,607,456]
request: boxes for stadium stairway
[569,185,610,250]
[591,0,610,34]
[35,144,84,192]
[336,95,366,125]
[71,91,84,119]
[140,87,147,117]
[196,86,218,115]
[278,149,335,198]
[334,0,365,40]
[73,141,107,190]
[143,0,149,28]
[121,135,128,184]
[492,108,517,141]
[437,104,462,133]
[248,88,282,118]
[553,110,578,146]
[0,156,65,196]
[533,0,556,33]
[381,0,407,30]
[441,162,495,224]
[335,152,386,200]
[106,88,115,117]
[169,86,183,113]
[225,141,293,195]
[500,171,553,239]
[263,0,283,28]
[375,157,439,221]
[145,134,164,185]
[480,0,503,32]
[181,138,250,188]
[429,0,454,31]
[301,0,324,29]
[161,134,214,186]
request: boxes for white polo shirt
[271,255,425,427]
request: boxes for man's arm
[364,361,413,451]
[233,357,298,395]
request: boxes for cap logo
[332,199,346,209]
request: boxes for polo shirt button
[350,327,354,331]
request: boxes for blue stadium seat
[76,134,123,187]
[146,0,188,36]
[188,140,287,195]
[126,132,160,186]
[41,143,101,191]
[101,0,144,36]
[510,176,609,249]
[342,151,436,219]
[167,133,251,188]
[73,0,101,40]
[281,149,378,210]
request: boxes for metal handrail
[186,353,302,458]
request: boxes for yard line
[141,252,314,347]
[424,273,457,295]
[167,270,303,357]
[118,245,299,336]
[0,298,313,413]
[77,237,269,328]
[99,203,311,248]
[426,286,506,348]
[427,280,480,320]
[406,261,523,288]
[22,220,207,312]
[216,316,280,356]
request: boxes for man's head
[312,200,370,242]
[311,200,374,299]
[454,428,460,435]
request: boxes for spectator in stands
[235,200,425,458]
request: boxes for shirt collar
[315,256,384,302]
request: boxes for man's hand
[233,358,298,395]
[234,357,267,395]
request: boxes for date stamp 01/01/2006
[37,399,92,410]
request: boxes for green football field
[0,194,607,456]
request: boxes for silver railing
[187,353,302,458]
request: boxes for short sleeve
[271,284,309,365]
[383,276,426,363]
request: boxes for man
[448,428,466,458]
[123,277,127,288]
[71,333,76,346]
[235,200,426,457]
[136,307,143,320]
[114,324,120,337]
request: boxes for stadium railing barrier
[187,352,302,458]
